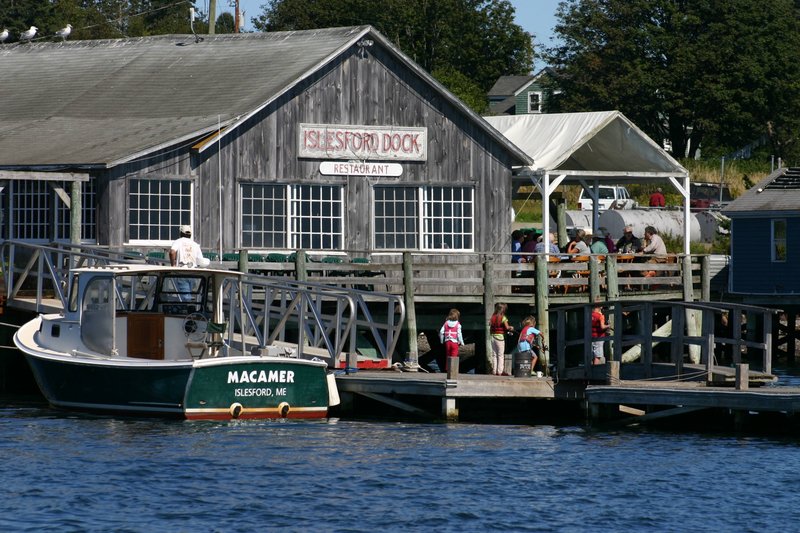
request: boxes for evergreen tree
[546,0,800,160]
[252,0,534,111]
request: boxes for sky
[213,0,561,70]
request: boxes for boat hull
[21,353,332,420]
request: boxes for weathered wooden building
[0,27,530,256]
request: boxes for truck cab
[578,185,637,210]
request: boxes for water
[3,398,800,532]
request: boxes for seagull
[55,24,72,42]
[19,26,37,43]
[0,28,9,44]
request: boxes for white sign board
[319,161,403,177]
[299,123,427,161]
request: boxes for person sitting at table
[535,232,561,255]
[643,225,668,279]
[590,229,609,254]
[511,230,525,264]
[643,226,667,256]
[600,226,617,253]
[616,225,642,254]
[567,228,590,255]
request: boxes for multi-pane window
[241,184,287,248]
[527,91,542,113]
[291,185,342,250]
[56,179,97,242]
[240,184,343,250]
[3,179,96,242]
[374,186,473,251]
[374,187,418,249]
[772,219,787,262]
[11,180,50,240]
[128,179,192,244]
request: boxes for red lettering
[411,134,421,152]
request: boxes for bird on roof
[55,24,72,42]
[19,26,37,43]
[0,28,9,44]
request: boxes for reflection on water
[3,399,800,532]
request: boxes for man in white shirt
[169,225,206,267]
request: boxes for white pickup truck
[578,185,638,210]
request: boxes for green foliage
[546,0,800,162]
[253,0,534,97]
[431,67,488,114]
[0,1,202,41]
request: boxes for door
[127,314,165,360]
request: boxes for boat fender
[278,402,290,418]
[229,402,243,418]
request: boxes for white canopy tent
[484,111,691,254]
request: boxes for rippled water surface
[3,398,800,532]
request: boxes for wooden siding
[730,217,800,294]
[94,42,518,256]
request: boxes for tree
[545,0,800,160]
[252,0,534,110]
[0,1,200,42]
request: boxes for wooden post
[607,360,620,385]
[238,249,249,274]
[442,397,458,420]
[70,180,82,269]
[534,256,550,373]
[556,200,568,248]
[403,252,419,366]
[682,255,693,302]
[605,256,619,301]
[735,363,749,390]
[483,257,495,373]
[701,255,711,301]
[589,257,601,302]
[764,311,773,375]
[295,250,307,282]
[447,355,459,379]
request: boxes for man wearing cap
[169,225,205,268]
[616,225,642,254]
[649,187,665,207]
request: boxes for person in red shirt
[649,187,665,207]
[591,304,612,365]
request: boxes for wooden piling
[238,249,249,274]
[403,252,419,366]
[534,256,550,372]
[735,363,749,390]
[483,257,495,373]
[295,250,307,282]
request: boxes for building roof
[0,26,531,168]
[488,75,534,97]
[723,167,800,216]
[483,111,688,179]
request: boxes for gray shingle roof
[487,75,533,97]
[0,26,531,168]
[1,28,372,167]
[723,167,800,216]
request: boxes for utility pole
[235,0,240,33]
[208,0,216,34]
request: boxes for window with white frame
[772,219,787,262]
[374,186,418,249]
[374,186,473,251]
[3,180,96,242]
[527,91,542,113]
[128,179,192,244]
[239,184,343,250]
[291,185,342,250]
[56,179,97,242]
[241,184,287,248]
